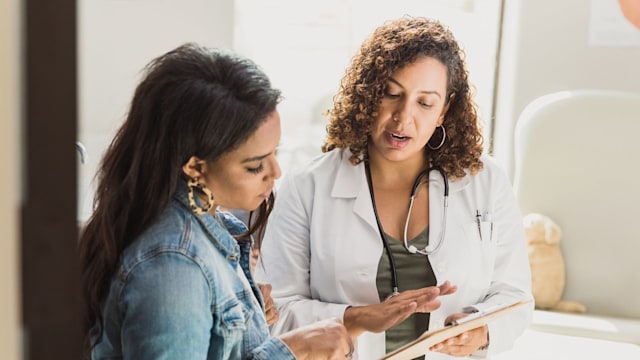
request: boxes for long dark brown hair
[78,43,282,352]
[323,16,484,178]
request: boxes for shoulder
[467,154,515,197]
[454,154,508,180]
[287,148,349,178]
[478,154,511,185]
[478,154,508,178]
[126,203,191,253]
[118,202,218,275]
[452,154,511,192]
[278,148,358,196]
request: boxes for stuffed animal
[523,213,587,313]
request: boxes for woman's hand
[257,283,279,326]
[343,281,457,337]
[280,318,354,360]
[429,312,489,357]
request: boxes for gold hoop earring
[428,125,446,150]
[187,177,215,215]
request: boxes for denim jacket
[92,183,295,359]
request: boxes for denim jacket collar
[173,181,250,262]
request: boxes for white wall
[78,0,234,222]
[0,0,22,358]
[493,0,640,178]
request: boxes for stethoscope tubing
[365,162,449,298]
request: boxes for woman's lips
[385,131,410,148]
[259,188,273,198]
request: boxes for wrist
[279,332,309,360]
[343,306,365,338]
[479,327,490,350]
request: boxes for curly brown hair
[322,16,483,179]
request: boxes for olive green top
[376,227,437,359]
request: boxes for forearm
[272,297,350,335]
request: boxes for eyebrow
[241,153,271,163]
[388,78,442,99]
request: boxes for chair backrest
[513,89,640,319]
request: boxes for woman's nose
[393,101,414,124]
[267,156,282,180]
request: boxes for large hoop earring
[428,125,446,150]
[187,177,215,215]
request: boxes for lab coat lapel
[353,180,377,232]
[428,170,470,250]
[330,154,377,233]
[428,171,445,249]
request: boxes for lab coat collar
[330,148,472,197]
[330,148,364,198]
[328,148,472,233]
[330,149,377,231]
[441,169,471,194]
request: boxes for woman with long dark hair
[79,43,352,359]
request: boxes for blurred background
[2,0,639,359]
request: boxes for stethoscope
[365,162,449,298]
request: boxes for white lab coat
[255,149,533,359]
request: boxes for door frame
[22,0,83,358]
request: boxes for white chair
[511,89,640,346]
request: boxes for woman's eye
[384,92,401,99]
[419,101,433,109]
[247,164,264,174]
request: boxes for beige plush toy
[523,213,587,313]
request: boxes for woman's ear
[182,156,207,179]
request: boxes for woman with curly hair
[256,17,532,359]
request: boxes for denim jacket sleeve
[248,339,296,360]
[118,251,295,360]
